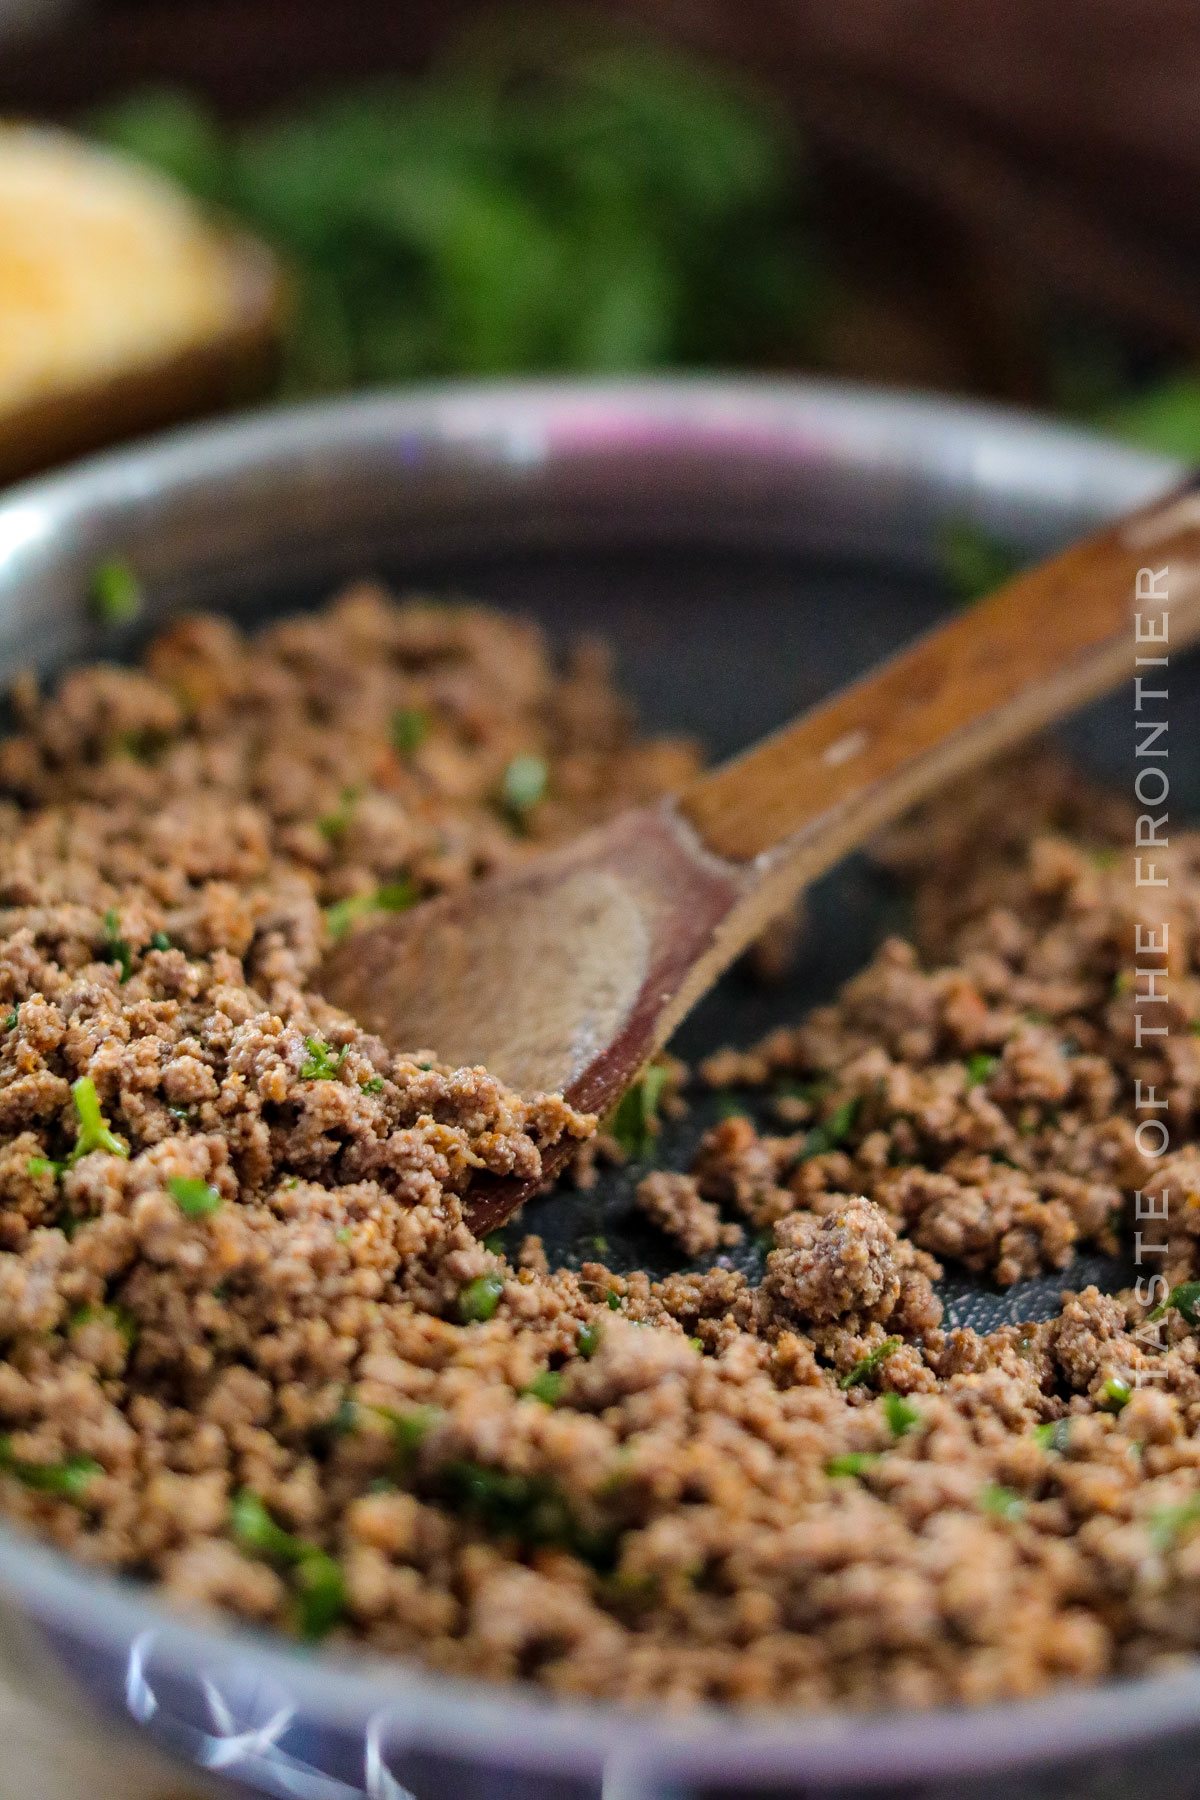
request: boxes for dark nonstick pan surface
[3,382,1200,1799]
[373,539,1199,1332]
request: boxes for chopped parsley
[882,1392,920,1436]
[67,1076,127,1165]
[230,1491,345,1638]
[361,1074,384,1095]
[390,707,430,755]
[3,1009,16,1031]
[457,1272,504,1323]
[300,1036,348,1080]
[610,1062,669,1161]
[89,556,143,626]
[826,1452,881,1479]
[101,908,133,983]
[839,1336,901,1390]
[167,1176,222,1219]
[324,878,418,940]
[0,1438,102,1502]
[500,753,548,819]
[606,1289,622,1311]
[149,930,172,952]
[964,1053,998,1088]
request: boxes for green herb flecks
[26,1156,62,1182]
[577,1321,602,1359]
[979,1482,1025,1522]
[522,1370,564,1405]
[101,908,133,983]
[149,930,172,952]
[1033,1418,1072,1453]
[1150,1490,1200,1552]
[882,1392,920,1436]
[610,1062,669,1161]
[940,518,1022,604]
[300,1036,348,1080]
[361,1074,384,1094]
[500,753,548,821]
[435,1458,615,1567]
[0,1438,102,1503]
[826,1452,881,1479]
[798,1096,860,1162]
[230,1491,345,1638]
[167,1176,222,1219]
[3,1009,17,1031]
[316,784,363,844]
[1099,1376,1132,1413]
[324,878,418,941]
[457,1272,504,1323]
[368,1403,441,1468]
[67,1076,127,1165]
[391,707,430,755]
[69,1302,138,1347]
[964,1053,998,1088]
[89,557,143,626]
[839,1336,901,1390]
[1147,1281,1200,1326]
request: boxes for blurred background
[5,0,1200,484]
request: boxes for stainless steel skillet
[0,378,1190,1800]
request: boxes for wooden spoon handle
[680,482,1200,883]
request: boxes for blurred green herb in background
[93,19,822,393]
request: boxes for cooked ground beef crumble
[2,587,1200,1712]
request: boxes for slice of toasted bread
[0,123,285,485]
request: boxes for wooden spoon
[319,481,1200,1233]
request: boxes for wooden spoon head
[316,803,743,1233]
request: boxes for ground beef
[0,595,1199,1716]
[634,1170,742,1255]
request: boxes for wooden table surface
[0,1665,207,1800]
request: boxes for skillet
[0,378,1194,1799]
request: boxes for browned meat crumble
[1,590,1199,1714]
